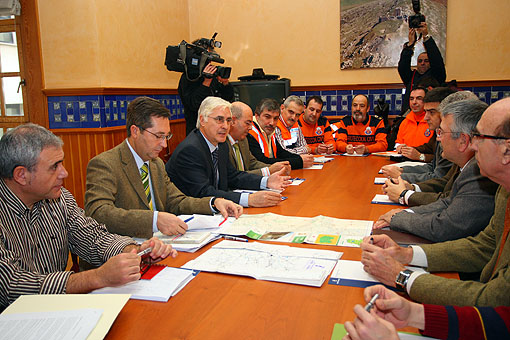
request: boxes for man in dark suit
[166,96,290,208]
[228,101,290,176]
[247,98,314,169]
[374,99,498,242]
[85,96,242,239]
[361,97,510,307]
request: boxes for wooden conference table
[105,155,455,340]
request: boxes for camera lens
[214,41,222,48]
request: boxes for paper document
[374,177,387,184]
[313,156,334,163]
[371,194,400,205]
[372,151,402,157]
[180,214,228,231]
[341,153,368,157]
[331,323,439,340]
[290,178,305,186]
[329,260,426,288]
[92,267,196,302]
[304,164,324,169]
[182,240,342,287]
[0,309,102,340]
[219,213,372,247]
[1,294,130,340]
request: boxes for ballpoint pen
[364,293,379,312]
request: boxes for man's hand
[267,167,291,190]
[408,28,417,46]
[202,64,217,87]
[316,143,334,155]
[139,237,178,262]
[373,209,404,229]
[395,144,406,153]
[248,191,282,207]
[354,145,367,155]
[417,22,429,38]
[362,235,414,264]
[300,154,315,168]
[157,212,188,235]
[343,304,399,340]
[346,144,355,154]
[400,146,421,160]
[214,198,243,218]
[216,75,229,86]
[360,236,410,287]
[363,285,425,330]
[382,177,410,202]
[94,249,142,287]
[269,161,291,175]
[380,165,403,179]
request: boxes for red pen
[218,216,228,226]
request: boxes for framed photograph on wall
[340,0,447,69]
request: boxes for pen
[218,216,228,226]
[224,236,249,242]
[184,216,194,223]
[364,293,379,312]
[137,247,152,257]
[388,177,398,185]
[369,237,374,245]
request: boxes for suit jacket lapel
[194,130,216,186]
[149,160,164,211]
[119,140,151,209]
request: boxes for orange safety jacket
[395,110,433,147]
[248,123,278,158]
[333,115,388,153]
[298,115,335,152]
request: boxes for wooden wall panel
[52,119,186,208]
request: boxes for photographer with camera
[398,2,446,114]
[177,38,234,135]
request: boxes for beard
[353,110,364,122]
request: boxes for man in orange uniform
[333,94,387,154]
[297,96,335,154]
[395,87,433,150]
[274,95,310,155]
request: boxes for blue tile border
[47,85,510,128]
[48,94,183,129]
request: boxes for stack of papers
[372,151,402,157]
[0,294,130,340]
[329,260,426,288]
[304,164,324,170]
[341,153,368,157]
[92,266,196,302]
[374,177,387,184]
[371,194,400,205]
[182,240,342,287]
[313,156,334,163]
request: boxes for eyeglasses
[436,127,461,138]
[471,132,510,141]
[209,116,233,125]
[139,127,173,141]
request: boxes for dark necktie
[212,148,219,189]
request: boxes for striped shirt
[0,178,135,310]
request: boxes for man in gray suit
[361,97,510,307]
[228,102,290,176]
[85,96,242,239]
[374,99,498,242]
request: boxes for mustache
[353,110,362,115]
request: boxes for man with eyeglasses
[360,97,510,307]
[167,96,291,208]
[374,98,498,242]
[228,102,291,176]
[85,96,243,244]
[398,22,446,114]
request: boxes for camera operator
[398,21,446,114]
[178,41,234,135]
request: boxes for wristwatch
[399,189,409,205]
[395,269,413,291]
[419,153,426,162]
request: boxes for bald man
[228,102,290,176]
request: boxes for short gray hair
[196,96,232,128]
[438,91,477,114]
[0,123,63,179]
[282,95,304,108]
[255,98,280,115]
[230,102,244,119]
[441,98,488,139]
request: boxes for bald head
[230,102,254,141]
[472,97,510,189]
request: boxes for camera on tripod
[409,0,426,29]
[165,32,231,81]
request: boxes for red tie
[492,197,510,276]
